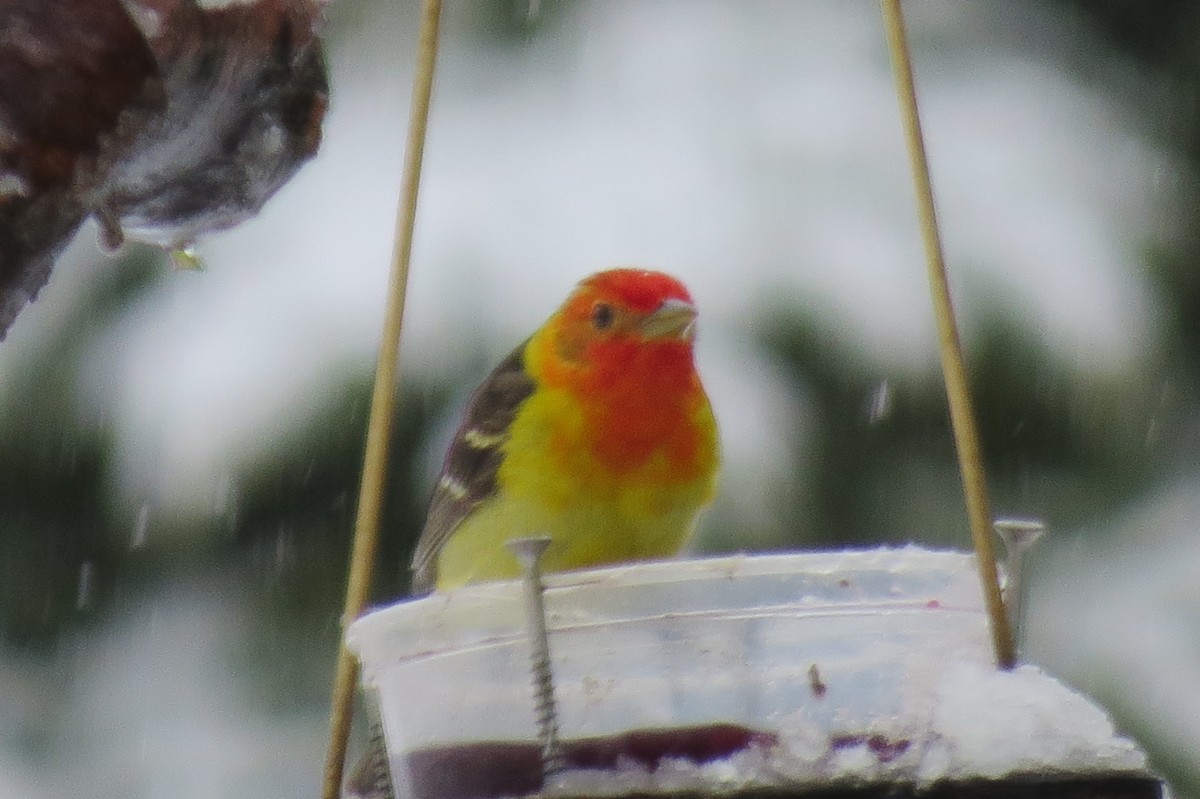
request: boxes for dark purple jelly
[404,723,776,799]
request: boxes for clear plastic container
[346,547,1152,798]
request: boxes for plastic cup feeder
[346,547,1160,798]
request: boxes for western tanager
[409,268,719,594]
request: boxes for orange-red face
[525,268,713,477]
[551,268,698,367]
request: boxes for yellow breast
[435,382,718,589]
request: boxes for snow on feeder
[346,548,1158,799]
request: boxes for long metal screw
[993,518,1046,655]
[507,536,565,781]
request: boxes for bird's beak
[641,297,698,341]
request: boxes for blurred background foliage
[1,1,1198,797]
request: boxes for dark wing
[409,343,536,594]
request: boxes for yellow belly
[434,384,718,590]
[435,485,712,589]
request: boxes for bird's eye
[591,302,615,330]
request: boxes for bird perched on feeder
[409,268,720,594]
[347,268,718,798]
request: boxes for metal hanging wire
[320,2,444,797]
[879,0,1016,669]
